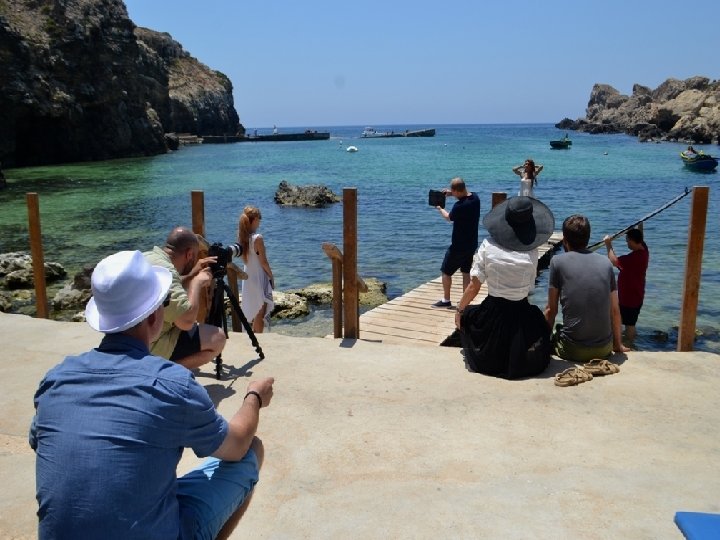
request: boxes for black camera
[208,242,243,276]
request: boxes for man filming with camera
[432,177,480,309]
[144,226,227,369]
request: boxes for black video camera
[208,242,243,276]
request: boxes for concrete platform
[2,312,719,539]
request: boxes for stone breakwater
[557,76,720,144]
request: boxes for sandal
[554,367,593,387]
[583,359,620,376]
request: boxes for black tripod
[206,271,264,379]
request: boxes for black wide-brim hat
[482,196,555,252]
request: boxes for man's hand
[603,235,613,246]
[192,267,213,289]
[190,256,217,278]
[246,377,274,408]
[213,376,275,461]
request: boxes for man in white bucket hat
[30,250,274,539]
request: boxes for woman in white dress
[512,159,543,197]
[238,206,274,333]
[454,196,554,379]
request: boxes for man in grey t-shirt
[544,215,629,362]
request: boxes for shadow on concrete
[197,356,265,407]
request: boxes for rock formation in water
[274,180,341,207]
[0,0,242,168]
[556,76,720,144]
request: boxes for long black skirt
[460,295,550,379]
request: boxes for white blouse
[470,238,539,301]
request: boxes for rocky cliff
[0,0,241,168]
[134,27,242,138]
[556,76,720,144]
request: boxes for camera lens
[229,243,242,257]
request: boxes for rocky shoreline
[556,76,720,144]
[0,0,242,169]
[0,251,388,325]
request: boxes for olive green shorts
[552,331,612,363]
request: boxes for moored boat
[361,127,435,138]
[680,151,718,171]
[550,135,572,149]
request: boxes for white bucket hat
[85,250,172,333]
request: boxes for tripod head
[207,242,243,278]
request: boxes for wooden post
[678,186,709,351]
[191,191,206,238]
[190,190,210,324]
[227,264,242,332]
[26,193,49,318]
[491,192,507,208]
[322,243,343,338]
[343,188,359,339]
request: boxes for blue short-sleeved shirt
[29,333,228,540]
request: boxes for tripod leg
[206,277,229,380]
[222,282,265,360]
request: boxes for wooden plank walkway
[356,232,564,346]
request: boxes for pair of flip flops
[554,359,620,387]
[582,358,620,376]
[554,367,593,387]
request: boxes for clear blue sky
[123,0,719,129]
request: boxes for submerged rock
[0,252,66,289]
[0,291,12,312]
[274,180,341,207]
[52,264,94,312]
[269,291,309,319]
[289,277,388,307]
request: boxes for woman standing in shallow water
[238,206,274,333]
[512,159,543,197]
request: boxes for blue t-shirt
[449,192,480,252]
[29,334,228,540]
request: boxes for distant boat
[201,130,331,143]
[346,146,358,153]
[680,151,718,171]
[550,135,572,149]
[361,127,436,138]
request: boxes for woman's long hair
[524,159,536,180]
[524,159,537,185]
[238,206,262,263]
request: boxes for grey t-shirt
[548,250,617,347]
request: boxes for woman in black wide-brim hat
[454,196,554,379]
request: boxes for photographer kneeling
[144,226,227,369]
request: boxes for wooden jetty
[357,232,564,346]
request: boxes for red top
[617,244,649,307]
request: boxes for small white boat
[346,146,358,153]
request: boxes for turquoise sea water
[1,124,718,352]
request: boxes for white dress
[241,233,274,323]
[519,177,534,197]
